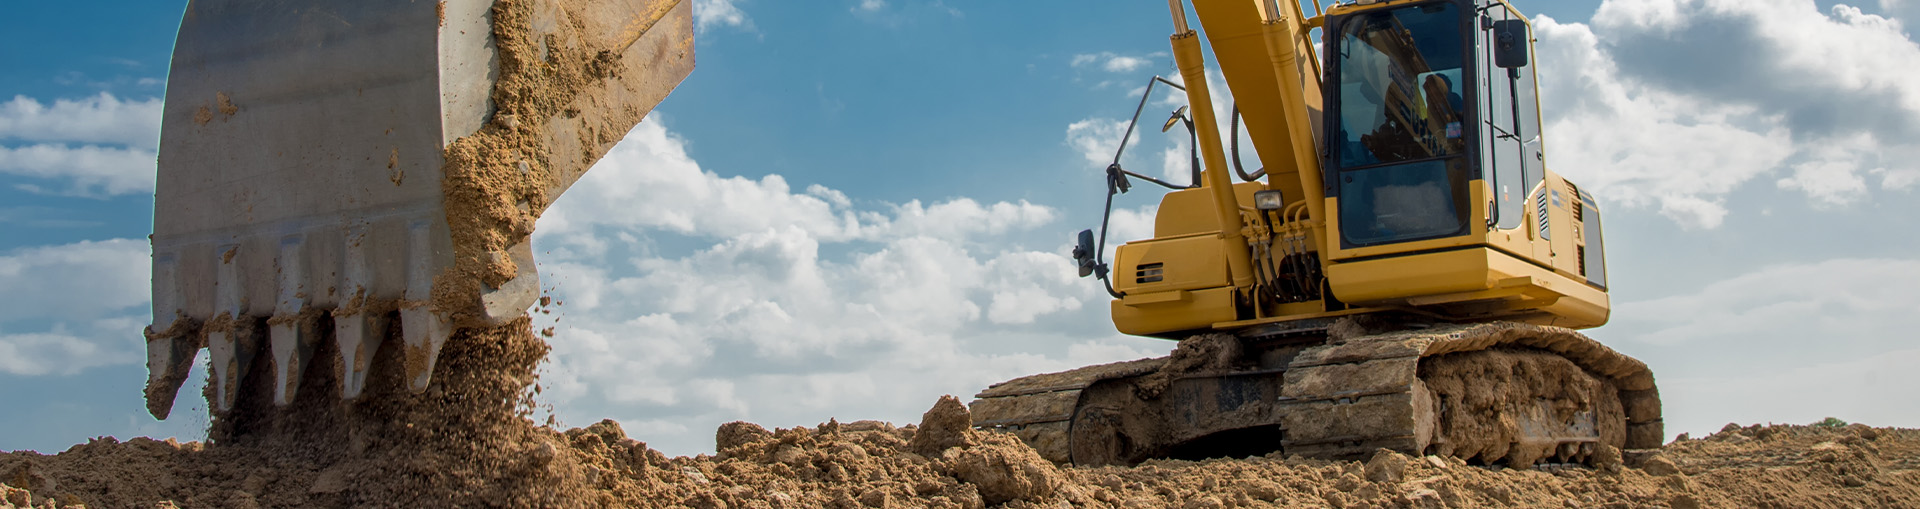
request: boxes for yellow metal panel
[1152,182,1265,238]
[1112,286,1239,337]
[1112,233,1231,295]
[1325,247,1608,327]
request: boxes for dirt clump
[910,395,975,456]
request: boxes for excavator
[969,0,1662,467]
[140,0,1659,469]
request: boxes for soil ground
[4,392,1915,508]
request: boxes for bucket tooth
[143,251,199,419]
[334,309,388,400]
[208,245,258,413]
[208,316,263,412]
[399,307,452,392]
[143,332,200,420]
[335,227,386,400]
[400,220,453,393]
[269,315,322,405]
[269,235,320,406]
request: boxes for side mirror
[1072,229,1098,278]
[1161,105,1189,133]
[1492,19,1529,69]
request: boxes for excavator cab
[1318,0,1609,328]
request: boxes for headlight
[1254,190,1285,210]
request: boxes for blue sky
[3,0,1918,457]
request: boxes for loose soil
[5,390,1918,508]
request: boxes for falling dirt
[433,0,690,322]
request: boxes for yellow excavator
[968,0,1661,468]
[141,0,1658,468]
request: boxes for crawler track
[970,322,1663,467]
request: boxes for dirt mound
[7,394,1919,508]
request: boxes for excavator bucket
[143,0,694,419]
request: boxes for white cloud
[1158,142,1193,185]
[0,239,150,376]
[537,119,870,243]
[1873,166,1920,190]
[1535,0,1920,227]
[0,93,162,198]
[0,144,157,197]
[1535,17,1792,229]
[530,118,1149,455]
[1064,118,1135,170]
[0,93,161,147]
[982,251,1085,324]
[853,0,885,13]
[1070,52,1160,73]
[0,239,150,323]
[1105,204,1158,246]
[1104,56,1151,73]
[1776,134,1875,206]
[881,199,1056,240]
[0,330,141,376]
[1614,258,1920,348]
[693,0,751,31]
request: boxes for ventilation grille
[1535,192,1552,241]
[1136,263,1165,284]
[1567,182,1585,223]
[1577,245,1587,276]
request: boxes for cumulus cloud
[0,144,156,197]
[0,239,150,376]
[1536,0,1920,227]
[0,93,161,147]
[0,93,161,198]
[1064,118,1137,170]
[530,118,1156,455]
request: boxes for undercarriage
[970,321,1662,468]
